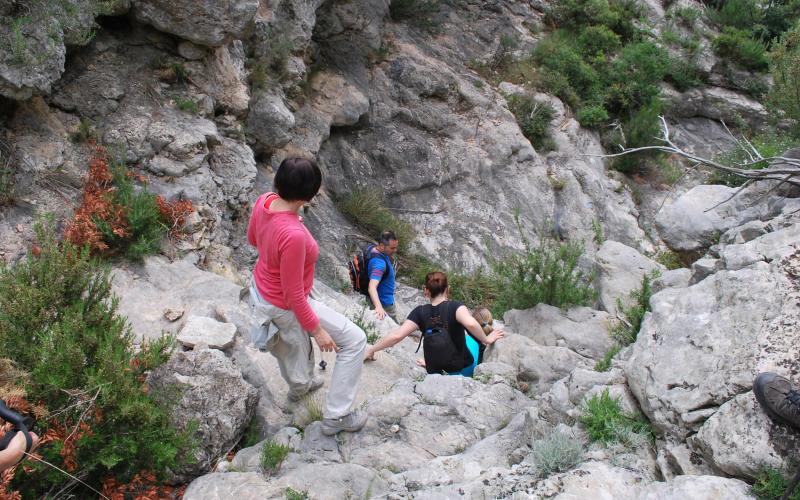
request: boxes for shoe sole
[753,373,800,430]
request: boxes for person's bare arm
[364,320,420,360]
[0,431,39,472]
[368,279,385,320]
[455,306,504,345]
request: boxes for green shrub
[260,439,290,472]
[580,389,653,445]
[705,0,761,30]
[545,0,642,41]
[530,432,584,478]
[594,344,622,372]
[349,308,381,344]
[490,235,596,316]
[612,98,664,174]
[713,27,769,71]
[611,271,657,345]
[710,131,800,186]
[170,62,189,83]
[605,42,670,114]
[577,25,621,59]
[533,34,603,107]
[69,117,98,144]
[0,219,191,497]
[753,468,800,500]
[576,103,609,128]
[671,6,701,26]
[285,488,310,500]
[665,56,704,91]
[447,267,498,310]
[175,97,199,114]
[769,22,800,135]
[0,145,13,207]
[239,416,263,449]
[506,94,556,152]
[655,250,683,270]
[335,189,415,254]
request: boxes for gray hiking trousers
[248,280,367,419]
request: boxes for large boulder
[246,91,295,152]
[0,16,65,99]
[626,243,800,477]
[148,348,259,481]
[504,305,614,359]
[594,240,664,315]
[132,0,259,47]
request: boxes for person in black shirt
[364,271,504,375]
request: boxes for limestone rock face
[0,17,65,99]
[132,0,259,47]
[504,305,614,360]
[148,349,259,481]
[177,315,237,349]
[246,91,295,152]
[595,241,664,315]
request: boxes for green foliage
[576,103,609,128]
[0,145,14,207]
[670,6,701,26]
[10,17,30,64]
[606,42,670,114]
[239,416,264,449]
[713,27,769,71]
[285,487,310,500]
[655,250,683,270]
[175,97,199,114]
[705,0,761,30]
[530,432,584,478]
[594,344,622,372]
[580,389,653,445]
[591,218,605,244]
[336,189,415,254]
[302,394,324,425]
[545,0,643,42]
[490,235,596,316]
[533,33,602,108]
[349,308,381,344]
[577,25,621,59]
[260,439,290,472]
[506,94,556,152]
[753,468,800,500]
[170,62,189,84]
[0,219,190,496]
[665,56,704,91]
[447,267,498,310]
[611,271,657,345]
[769,22,800,135]
[69,117,98,143]
[611,98,664,174]
[710,131,800,186]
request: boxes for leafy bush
[605,42,670,115]
[530,432,584,478]
[710,131,800,186]
[611,98,664,174]
[665,56,704,91]
[349,309,381,344]
[286,487,310,500]
[490,235,596,315]
[0,219,191,497]
[64,147,193,260]
[506,94,556,152]
[545,0,643,41]
[533,34,602,107]
[577,25,621,59]
[175,97,199,114]
[576,103,609,128]
[260,439,290,472]
[769,22,800,135]
[705,0,761,30]
[580,389,652,445]
[611,271,657,345]
[0,143,13,207]
[713,27,769,71]
[69,117,98,144]
[753,468,800,500]
[655,250,683,270]
[335,189,415,254]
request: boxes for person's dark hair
[424,271,448,298]
[378,230,397,245]
[274,157,322,202]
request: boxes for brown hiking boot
[753,372,800,431]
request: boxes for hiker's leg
[267,305,315,398]
[310,298,366,418]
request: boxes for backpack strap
[414,302,449,353]
[365,245,392,284]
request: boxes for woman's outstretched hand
[311,327,339,352]
[364,347,376,361]
[485,328,505,345]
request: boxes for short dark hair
[274,157,322,202]
[378,230,397,245]
[424,271,448,298]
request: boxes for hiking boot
[321,410,368,436]
[287,376,325,403]
[753,372,800,430]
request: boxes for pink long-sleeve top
[247,192,320,332]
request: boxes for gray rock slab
[133,0,258,47]
[594,240,664,315]
[178,315,237,349]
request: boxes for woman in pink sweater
[247,158,367,435]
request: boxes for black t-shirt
[407,300,469,361]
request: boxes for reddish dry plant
[101,471,187,500]
[64,147,194,254]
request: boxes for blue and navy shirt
[367,247,396,306]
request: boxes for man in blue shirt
[367,231,398,322]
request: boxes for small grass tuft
[506,94,556,152]
[594,344,622,372]
[753,468,800,500]
[174,97,199,114]
[285,487,309,500]
[611,271,658,346]
[349,309,380,344]
[580,389,653,446]
[336,189,415,254]
[69,118,98,144]
[530,432,584,478]
[655,250,683,270]
[260,439,291,473]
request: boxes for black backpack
[415,302,473,374]
[348,245,390,296]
